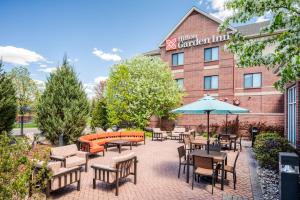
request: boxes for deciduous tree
[106,56,182,128]
[220,0,300,89]
[9,66,37,135]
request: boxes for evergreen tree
[0,61,17,133]
[36,57,89,144]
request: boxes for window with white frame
[244,73,262,88]
[175,78,184,90]
[204,75,218,90]
[287,85,297,146]
[172,52,184,66]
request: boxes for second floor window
[204,47,219,62]
[172,52,184,66]
[204,75,218,90]
[244,73,262,88]
[175,78,184,90]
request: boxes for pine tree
[0,61,17,133]
[36,57,89,144]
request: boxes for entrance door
[287,85,297,146]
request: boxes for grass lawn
[14,121,38,128]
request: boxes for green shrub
[0,132,50,199]
[201,132,218,138]
[254,132,292,169]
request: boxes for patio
[51,139,255,200]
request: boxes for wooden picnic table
[186,149,227,190]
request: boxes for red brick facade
[158,9,284,129]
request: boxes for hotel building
[145,7,284,135]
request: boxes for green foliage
[254,132,292,169]
[9,66,38,115]
[36,57,89,144]
[0,61,17,133]
[106,56,182,128]
[201,132,218,138]
[91,98,108,130]
[220,0,300,90]
[0,132,50,199]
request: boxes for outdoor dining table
[186,149,227,190]
[190,137,218,149]
[218,133,238,151]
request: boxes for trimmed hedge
[254,132,292,169]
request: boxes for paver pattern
[51,139,253,200]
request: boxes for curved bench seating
[78,131,145,154]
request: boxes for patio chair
[192,155,217,194]
[183,137,193,153]
[50,144,89,172]
[205,143,221,152]
[152,128,168,141]
[91,152,137,196]
[218,134,231,150]
[33,161,82,197]
[235,132,242,151]
[177,146,192,178]
[220,151,240,189]
[171,127,185,140]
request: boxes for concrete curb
[245,145,264,200]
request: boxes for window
[175,78,184,90]
[172,52,184,66]
[204,76,218,90]
[287,86,296,146]
[204,47,219,62]
[244,73,262,88]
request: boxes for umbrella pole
[207,111,210,154]
[226,113,228,134]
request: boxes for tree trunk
[20,115,24,136]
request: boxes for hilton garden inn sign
[165,32,232,51]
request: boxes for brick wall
[157,10,284,130]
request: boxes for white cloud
[39,64,47,68]
[46,60,54,64]
[112,48,122,53]
[34,79,46,91]
[94,76,108,83]
[84,83,96,99]
[67,58,79,63]
[92,48,121,62]
[0,46,45,65]
[38,67,57,73]
[210,0,233,20]
[83,76,108,99]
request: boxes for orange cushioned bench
[78,131,145,155]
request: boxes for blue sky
[0,0,269,98]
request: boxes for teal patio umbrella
[172,96,249,153]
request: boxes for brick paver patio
[51,139,254,200]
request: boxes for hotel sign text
[166,32,232,51]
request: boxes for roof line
[159,7,235,47]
